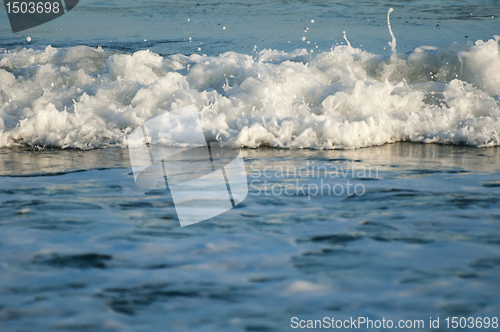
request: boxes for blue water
[1,1,500,331]
[1,0,499,56]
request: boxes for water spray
[343,31,352,48]
[387,8,397,54]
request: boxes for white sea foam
[0,36,499,150]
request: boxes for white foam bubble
[0,37,499,150]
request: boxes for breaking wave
[0,27,499,149]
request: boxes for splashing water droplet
[387,8,397,54]
[343,31,352,48]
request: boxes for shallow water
[1,144,500,331]
[1,0,499,55]
[0,1,500,331]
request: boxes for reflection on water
[0,147,130,176]
[2,142,499,176]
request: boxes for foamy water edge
[0,34,499,150]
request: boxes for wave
[0,32,499,149]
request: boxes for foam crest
[0,37,499,150]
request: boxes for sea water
[0,1,500,331]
